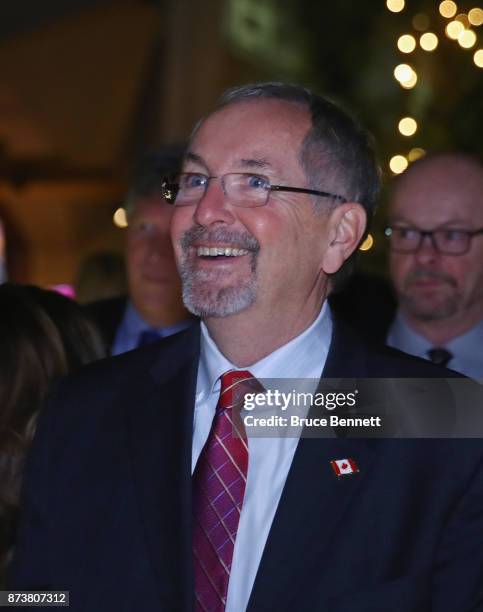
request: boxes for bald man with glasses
[385,152,483,378]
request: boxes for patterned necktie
[427,347,453,367]
[193,370,261,612]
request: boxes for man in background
[385,153,483,378]
[86,146,192,354]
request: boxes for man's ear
[321,203,367,275]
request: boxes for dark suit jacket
[83,296,127,353]
[10,321,483,611]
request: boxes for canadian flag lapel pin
[331,458,360,478]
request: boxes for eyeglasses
[384,225,483,255]
[161,172,347,208]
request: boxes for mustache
[180,226,260,253]
[404,269,457,288]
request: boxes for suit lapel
[248,318,380,612]
[125,326,200,611]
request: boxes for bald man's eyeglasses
[162,173,347,208]
[384,225,483,255]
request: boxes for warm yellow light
[400,70,418,89]
[394,63,413,82]
[113,207,128,228]
[446,20,465,39]
[439,1,457,18]
[455,13,470,27]
[387,0,405,13]
[397,34,416,53]
[474,49,483,67]
[408,147,426,162]
[420,32,439,51]
[458,29,477,48]
[390,155,409,174]
[359,234,374,252]
[412,13,430,31]
[468,8,483,26]
[398,117,418,136]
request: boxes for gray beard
[180,266,257,317]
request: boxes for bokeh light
[359,234,374,252]
[412,14,430,31]
[408,148,426,162]
[387,0,405,13]
[398,34,416,53]
[398,117,418,136]
[420,32,439,51]
[455,13,470,28]
[446,20,465,39]
[113,208,128,228]
[468,8,483,26]
[458,29,477,48]
[390,155,409,174]
[474,49,483,67]
[439,1,458,19]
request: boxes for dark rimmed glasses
[384,225,483,255]
[161,172,347,208]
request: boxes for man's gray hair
[212,82,381,284]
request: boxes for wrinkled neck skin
[204,277,329,367]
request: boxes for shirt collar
[198,302,333,399]
[123,301,192,337]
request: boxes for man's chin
[182,284,256,318]
[401,296,459,321]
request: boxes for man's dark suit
[11,320,483,611]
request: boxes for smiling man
[386,153,483,378]
[11,84,483,612]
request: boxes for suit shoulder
[366,343,464,378]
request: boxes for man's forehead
[390,161,483,225]
[187,99,311,168]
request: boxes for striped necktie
[192,370,262,611]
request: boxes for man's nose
[414,233,439,264]
[193,179,236,227]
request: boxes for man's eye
[440,230,465,242]
[181,174,207,189]
[246,175,269,189]
[398,228,418,240]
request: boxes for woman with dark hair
[0,284,106,584]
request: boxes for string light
[412,14,430,31]
[400,70,418,89]
[387,0,405,13]
[408,148,426,161]
[398,117,418,136]
[420,32,439,51]
[439,1,457,19]
[446,20,465,39]
[390,155,409,174]
[359,234,374,251]
[458,29,477,48]
[468,8,483,26]
[474,49,483,67]
[455,13,470,28]
[398,34,416,53]
[113,208,128,228]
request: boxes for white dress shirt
[192,303,333,612]
[387,313,483,381]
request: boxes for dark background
[0,0,481,285]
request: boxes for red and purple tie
[193,370,260,612]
